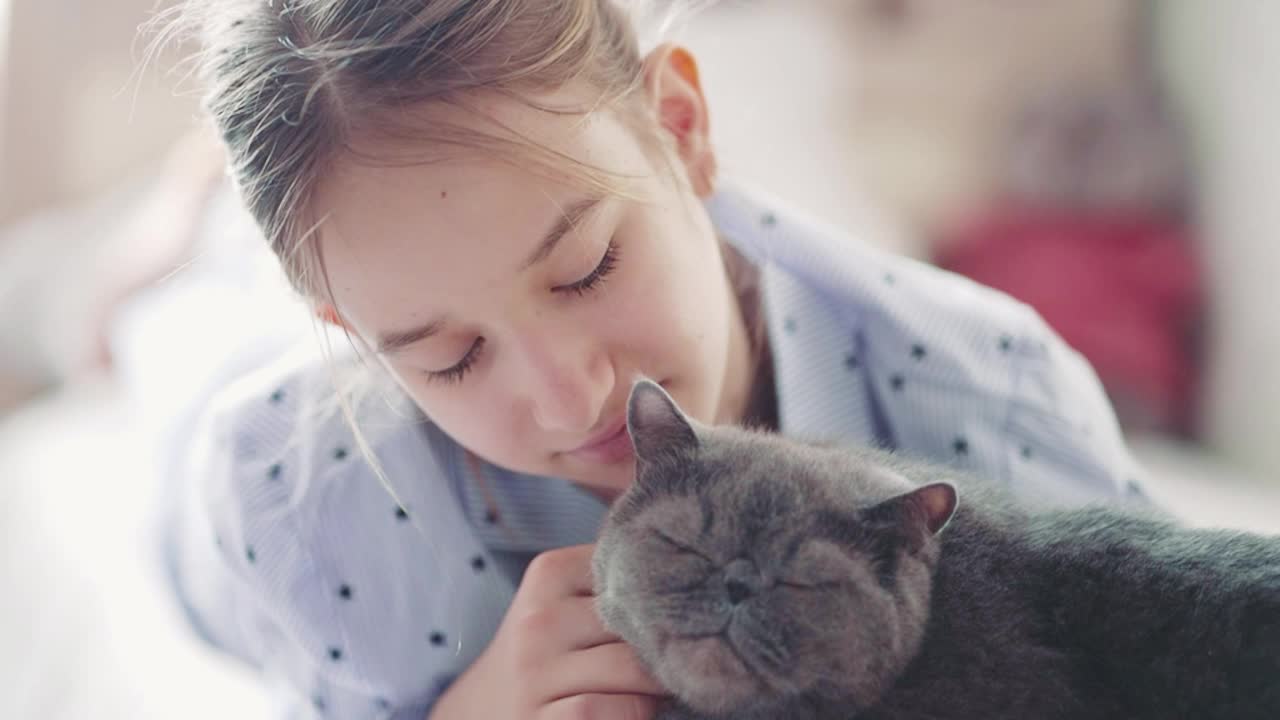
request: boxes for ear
[641,44,717,197]
[861,482,959,552]
[314,302,348,330]
[627,379,698,463]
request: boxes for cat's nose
[723,558,762,605]
[726,579,753,605]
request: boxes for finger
[562,596,622,650]
[540,641,667,704]
[540,692,661,720]
[518,544,599,605]
[510,595,622,659]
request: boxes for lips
[579,416,626,449]
[565,375,668,464]
[568,415,633,465]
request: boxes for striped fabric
[161,181,1146,719]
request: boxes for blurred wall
[1158,0,1280,480]
[0,0,10,186]
[840,0,1140,238]
[681,0,910,255]
[0,0,197,225]
[684,0,1140,258]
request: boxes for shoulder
[199,345,445,488]
[709,182,1139,504]
[711,180,1051,400]
[707,181,1045,347]
[188,351,500,701]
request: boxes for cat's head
[593,380,958,717]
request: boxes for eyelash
[428,337,485,385]
[558,239,620,296]
[424,240,621,385]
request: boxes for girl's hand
[429,544,667,719]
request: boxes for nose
[723,558,762,605]
[515,330,612,434]
[726,579,753,605]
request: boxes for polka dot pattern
[180,182,1144,719]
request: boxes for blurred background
[1,0,1277,717]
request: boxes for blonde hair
[164,0,679,302]
[154,0,715,491]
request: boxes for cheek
[577,242,692,370]
[404,383,530,464]
[615,213,729,382]
[777,580,891,678]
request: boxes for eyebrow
[519,193,606,270]
[374,193,606,355]
[375,319,445,355]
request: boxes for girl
[161,1,1147,718]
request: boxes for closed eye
[554,240,619,296]
[423,337,485,385]
[777,579,845,591]
[652,529,715,564]
[423,240,620,384]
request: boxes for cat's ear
[627,379,698,462]
[861,482,958,551]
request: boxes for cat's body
[860,495,1280,720]
[594,381,1280,720]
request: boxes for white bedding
[0,380,273,720]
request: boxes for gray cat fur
[592,379,1280,720]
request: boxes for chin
[584,464,636,502]
[553,457,629,493]
[661,636,761,715]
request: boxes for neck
[717,240,778,431]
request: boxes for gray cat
[592,380,1280,720]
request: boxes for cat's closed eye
[779,538,867,590]
[777,578,846,591]
[651,529,714,563]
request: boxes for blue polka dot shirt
[161,181,1147,719]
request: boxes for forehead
[308,89,652,331]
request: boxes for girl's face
[312,49,754,498]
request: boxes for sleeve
[996,306,1152,508]
[855,257,1151,510]
[158,378,453,720]
[710,181,1150,510]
